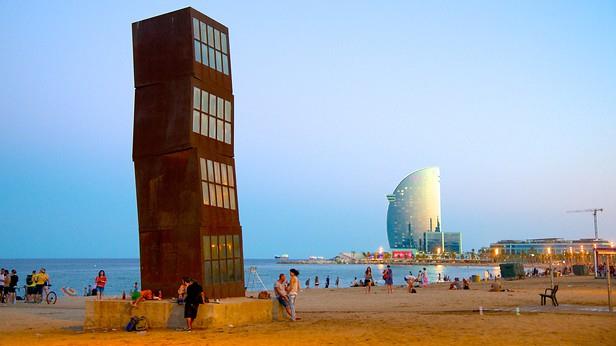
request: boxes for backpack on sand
[126,316,148,332]
[135,316,148,331]
[126,317,138,332]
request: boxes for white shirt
[288,277,299,296]
[274,281,287,298]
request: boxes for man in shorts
[183,277,205,331]
[8,270,18,304]
[34,268,49,303]
[274,273,291,318]
[26,270,36,303]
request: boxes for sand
[1,275,614,345]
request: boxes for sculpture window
[202,234,243,284]
[192,86,232,144]
[193,17,230,76]
[199,158,236,210]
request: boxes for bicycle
[44,285,57,304]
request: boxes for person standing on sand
[314,276,319,288]
[325,276,330,288]
[335,276,340,288]
[286,269,300,321]
[383,265,393,294]
[305,277,310,288]
[8,270,18,304]
[95,270,107,301]
[422,267,429,287]
[34,268,49,303]
[183,277,205,331]
[0,269,6,304]
[364,267,373,294]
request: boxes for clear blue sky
[1,1,615,258]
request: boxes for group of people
[273,268,301,321]
[403,268,431,290]
[304,275,340,289]
[0,268,50,304]
[0,269,19,304]
[448,277,471,290]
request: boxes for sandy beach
[1,275,614,345]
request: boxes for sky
[0,1,615,259]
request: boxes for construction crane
[566,208,604,240]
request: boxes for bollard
[515,307,520,316]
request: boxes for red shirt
[95,276,107,288]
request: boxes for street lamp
[547,247,554,288]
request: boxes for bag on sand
[135,316,149,331]
[126,316,148,332]
[126,317,139,332]
[257,291,271,299]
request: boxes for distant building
[420,231,462,254]
[490,238,612,255]
[423,232,444,254]
[386,167,462,255]
[386,167,441,251]
[444,232,462,254]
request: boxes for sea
[0,259,500,296]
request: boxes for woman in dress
[364,266,373,294]
[95,270,107,301]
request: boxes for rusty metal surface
[132,7,243,299]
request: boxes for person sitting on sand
[489,280,504,292]
[405,271,416,293]
[352,277,358,287]
[450,277,463,290]
[463,278,470,290]
[131,289,161,307]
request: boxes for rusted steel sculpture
[132,7,244,298]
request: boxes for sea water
[0,258,500,296]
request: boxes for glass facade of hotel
[444,232,462,254]
[423,232,444,254]
[386,167,441,250]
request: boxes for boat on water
[274,254,289,259]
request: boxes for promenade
[0,275,614,345]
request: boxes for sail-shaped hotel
[386,167,461,256]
